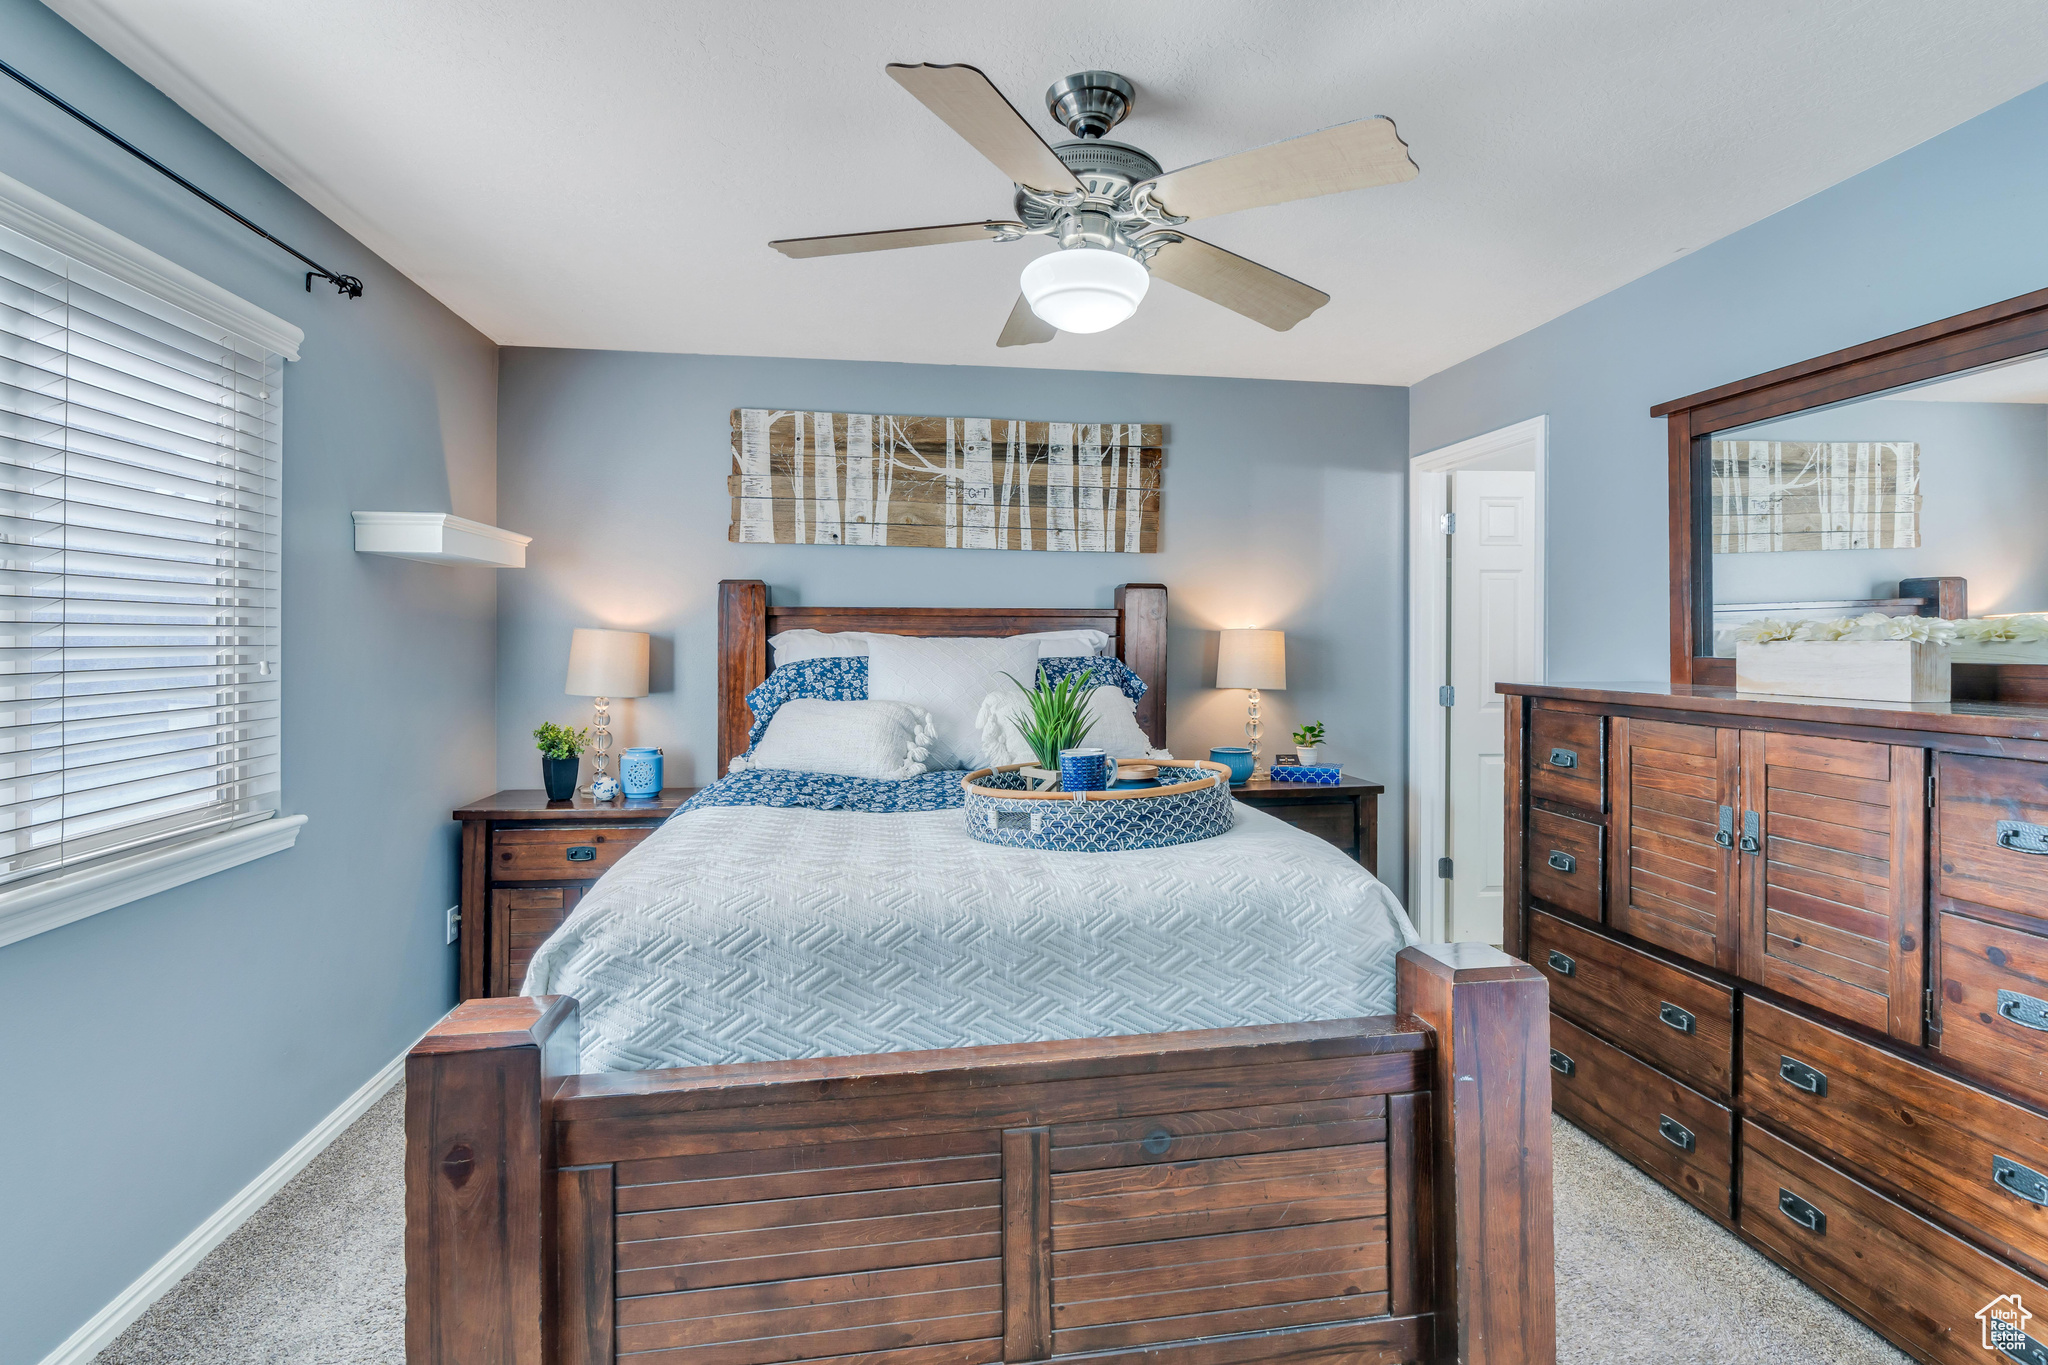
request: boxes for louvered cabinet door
[1610,718,1741,974]
[1738,732,1925,1043]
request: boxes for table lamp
[566,628,650,796]
[1216,628,1286,778]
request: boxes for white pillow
[731,699,937,780]
[975,685,1170,768]
[866,633,1044,770]
[770,627,1110,665]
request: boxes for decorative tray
[961,761,1235,852]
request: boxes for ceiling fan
[769,65,1419,346]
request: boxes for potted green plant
[533,721,590,801]
[1005,665,1096,789]
[1291,721,1327,766]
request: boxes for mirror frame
[1654,284,2048,696]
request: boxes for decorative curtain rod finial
[308,272,365,298]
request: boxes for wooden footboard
[406,945,1552,1365]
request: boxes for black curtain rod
[0,55,363,298]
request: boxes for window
[0,217,282,888]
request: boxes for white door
[1445,471,1540,944]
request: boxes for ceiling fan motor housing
[1046,71,1135,139]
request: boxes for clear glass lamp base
[1245,688,1264,780]
[580,696,613,797]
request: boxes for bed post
[1397,943,1555,1365]
[405,995,580,1365]
[1115,582,1167,747]
[717,579,769,776]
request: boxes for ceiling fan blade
[1140,117,1417,221]
[996,294,1057,347]
[886,63,1083,194]
[770,221,1023,259]
[1146,235,1330,331]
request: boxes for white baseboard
[37,1043,408,1365]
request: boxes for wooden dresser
[1502,682,2048,1363]
[454,788,692,1000]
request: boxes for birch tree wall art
[1710,440,1920,552]
[729,409,1164,552]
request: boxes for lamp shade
[1020,247,1149,333]
[565,628,649,698]
[1216,629,1285,690]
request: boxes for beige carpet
[94,1094,1908,1364]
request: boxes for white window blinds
[0,219,281,888]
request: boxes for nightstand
[1231,774,1384,875]
[453,788,695,1000]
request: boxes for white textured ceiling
[44,0,2048,385]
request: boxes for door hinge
[1924,986,1936,1028]
[1439,684,1455,707]
[1438,856,1454,879]
[1440,511,1456,534]
[1927,771,1937,808]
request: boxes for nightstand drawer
[1264,799,1357,852]
[492,887,583,993]
[492,825,651,881]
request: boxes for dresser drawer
[1529,708,1604,813]
[1936,908,2048,1110]
[1936,753,2048,926]
[1548,1012,1730,1218]
[1744,994,2048,1276]
[492,825,652,881]
[1526,809,1603,923]
[1740,1121,2048,1365]
[1528,910,1734,1096]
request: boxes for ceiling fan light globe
[1019,248,1149,334]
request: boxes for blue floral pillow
[744,657,868,750]
[1032,656,1147,704]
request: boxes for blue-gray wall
[1410,81,2048,682]
[494,349,1410,882]
[0,5,497,1360]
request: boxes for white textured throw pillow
[771,628,1111,665]
[975,685,1170,768]
[866,633,1044,770]
[732,699,937,780]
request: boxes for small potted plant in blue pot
[533,721,589,801]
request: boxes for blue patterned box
[1268,764,1342,785]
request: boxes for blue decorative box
[1268,764,1342,785]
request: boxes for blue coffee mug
[1059,748,1113,792]
[1210,746,1254,785]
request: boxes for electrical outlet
[445,904,460,945]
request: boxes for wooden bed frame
[407,584,1556,1365]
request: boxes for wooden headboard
[716,580,1167,774]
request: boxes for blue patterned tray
[962,762,1234,852]
[1268,765,1343,784]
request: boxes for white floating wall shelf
[352,512,531,568]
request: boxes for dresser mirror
[1655,286,2048,698]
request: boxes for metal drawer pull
[1997,820,2048,856]
[1659,1002,1696,1035]
[1548,746,1578,769]
[1999,990,2048,1032]
[1657,1115,1695,1152]
[1715,804,1734,849]
[1997,1331,2048,1365]
[1739,809,1761,854]
[1995,1155,2048,1207]
[1546,949,1576,977]
[1777,1189,1825,1234]
[1549,1048,1576,1077]
[565,845,597,862]
[1547,849,1576,873]
[1777,1056,1828,1096]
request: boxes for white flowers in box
[1734,612,1956,703]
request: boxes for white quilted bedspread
[523,801,1419,1072]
